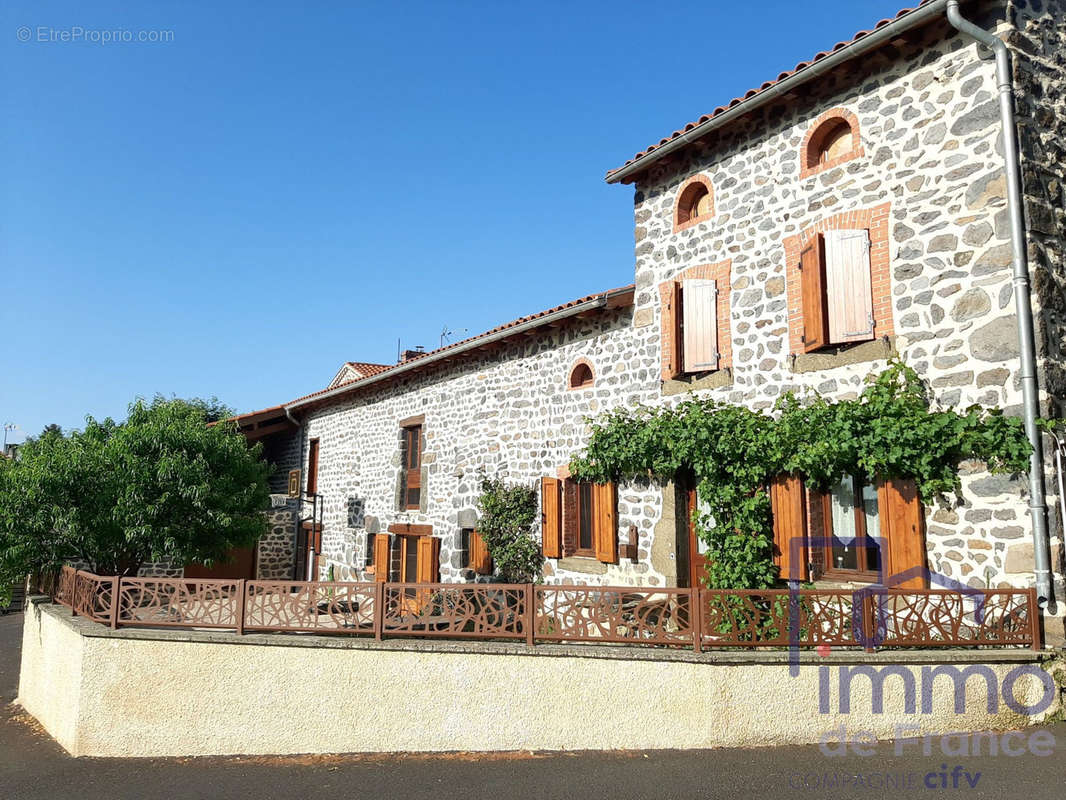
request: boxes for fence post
[1029,587,1043,652]
[692,588,703,654]
[109,576,120,629]
[525,584,535,647]
[374,581,384,641]
[861,592,876,654]
[71,572,79,617]
[235,579,247,636]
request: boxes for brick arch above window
[567,358,595,390]
[800,107,864,179]
[673,174,716,233]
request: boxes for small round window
[568,362,594,389]
[674,176,714,229]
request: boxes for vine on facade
[568,361,1033,590]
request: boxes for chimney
[399,346,428,364]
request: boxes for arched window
[568,361,594,390]
[673,175,715,232]
[801,109,862,178]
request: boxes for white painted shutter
[825,229,874,344]
[682,279,719,372]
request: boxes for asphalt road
[2,610,1064,800]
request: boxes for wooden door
[298,522,322,581]
[686,487,712,588]
[184,546,257,580]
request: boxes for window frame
[817,474,882,583]
[575,481,596,558]
[401,423,422,510]
[672,174,716,233]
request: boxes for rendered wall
[16,602,1058,758]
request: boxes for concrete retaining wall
[17,601,1060,758]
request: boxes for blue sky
[1,0,911,438]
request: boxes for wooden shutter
[416,535,440,583]
[306,439,320,495]
[666,281,684,379]
[682,278,719,372]
[373,534,390,583]
[541,477,562,558]
[770,475,809,582]
[877,477,927,589]
[825,229,874,344]
[592,482,618,564]
[800,232,829,352]
[470,531,492,575]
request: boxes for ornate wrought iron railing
[52,566,1042,652]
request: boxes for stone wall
[17,601,1057,757]
[257,504,297,581]
[301,306,670,587]
[626,11,1062,597]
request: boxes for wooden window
[801,111,862,177]
[568,362,594,389]
[401,424,422,510]
[667,279,721,375]
[372,533,390,582]
[416,535,440,583]
[541,477,562,558]
[666,280,684,379]
[817,475,883,581]
[460,528,492,575]
[824,229,874,345]
[674,175,715,230]
[800,229,874,352]
[364,533,376,567]
[576,482,595,556]
[306,438,320,496]
[818,121,853,164]
[878,477,928,589]
[469,530,492,575]
[799,233,829,352]
[592,482,618,564]
[563,479,617,564]
[682,278,719,372]
[770,474,809,583]
[775,474,925,586]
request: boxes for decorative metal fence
[55,566,1042,652]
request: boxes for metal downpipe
[946,0,1052,606]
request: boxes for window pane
[406,486,420,508]
[405,536,418,581]
[829,477,858,572]
[460,529,471,569]
[578,483,593,551]
[861,480,882,573]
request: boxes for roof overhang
[605,0,950,185]
[285,285,635,414]
[222,405,298,441]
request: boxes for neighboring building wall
[1011,0,1066,603]
[627,14,1055,592]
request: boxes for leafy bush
[475,478,544,583]
[569,361,1031,590]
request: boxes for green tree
[0,397,269,597]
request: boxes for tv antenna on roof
[440,325,467,347]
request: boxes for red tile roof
[606,0,938,182]
[344,362,391,378]
[285,284,635,409]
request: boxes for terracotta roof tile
[286,284,635,408]
[606,1,937,181]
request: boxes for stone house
[225,0,1064,633]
